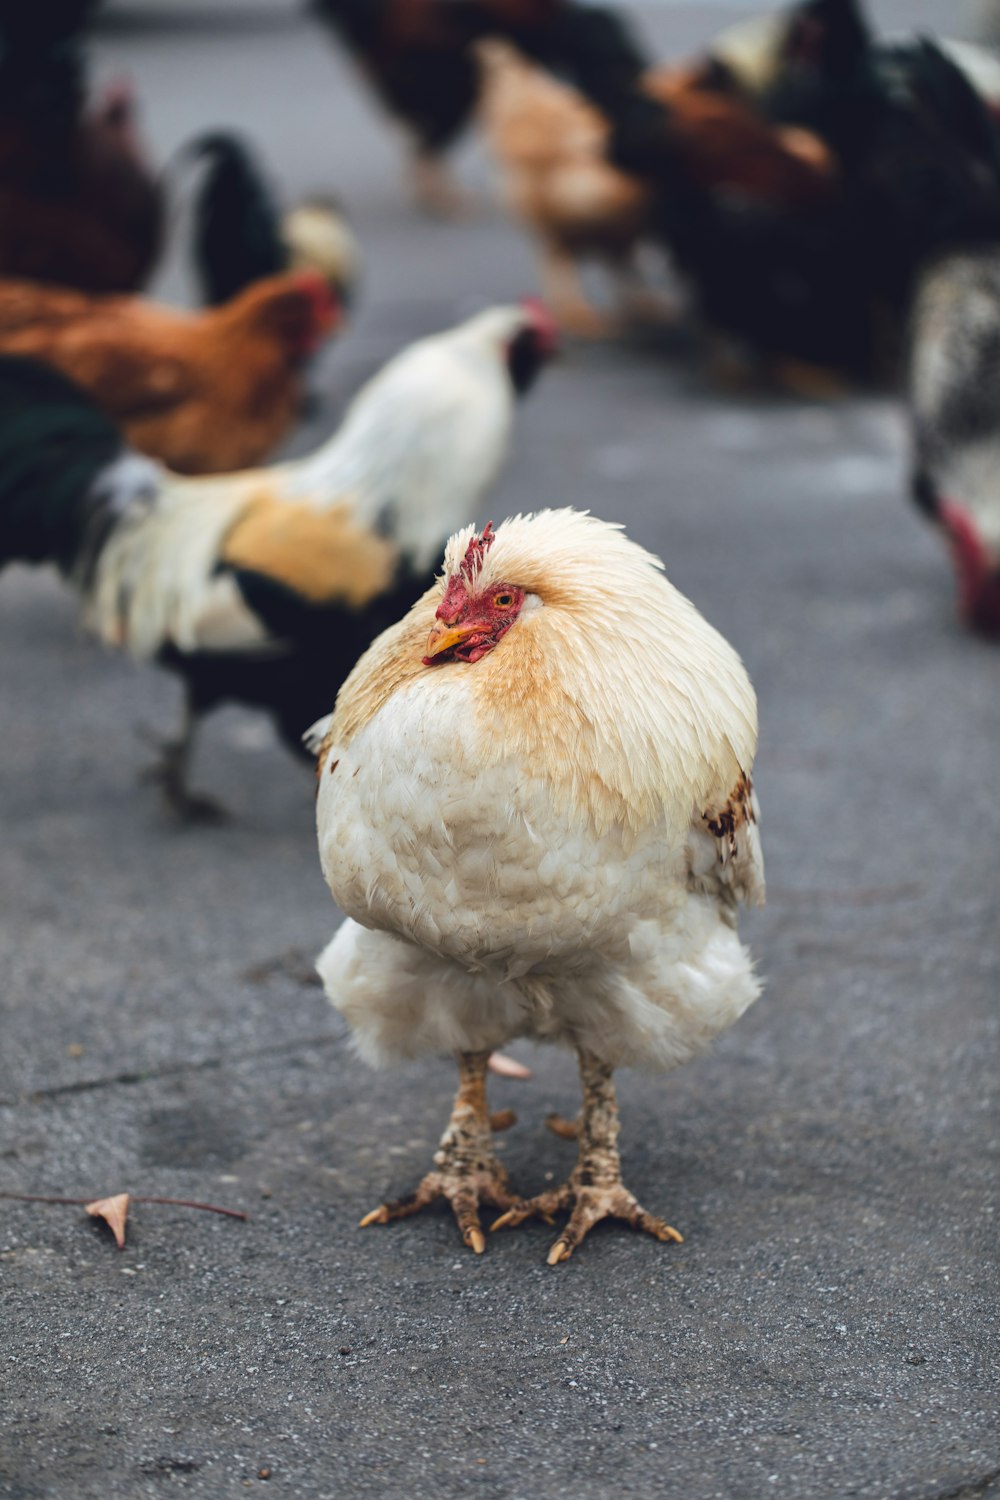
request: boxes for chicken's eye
[494,593,514,609]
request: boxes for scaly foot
[492,1175,681,1264]
[137,713,227,823]
[141,752,228,824]
[410,154,473,219]
[359,1051,515,1254]
[491,1048,683,1264]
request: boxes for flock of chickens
[2,0,998,1266]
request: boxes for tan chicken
[313,510,765,1264]
[0,271,339,473]
[477,41,654,335]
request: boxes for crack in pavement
[0,1033,342,1110]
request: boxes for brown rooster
[0,272,340,474]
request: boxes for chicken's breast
[316,669,760,1071]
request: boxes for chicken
[581,62,847,383]
[311,0,646,214]
[185,133,361,310]
[708,0,1000,122]
[312,510,764,1263]
[0,303,556,816]
[0,271,340,474]
[908,250,1000,637]
[594,12,1000,384]
[476,39,840,348]
[476,41,654,336]
[763,30,1000,373]
[0,6,163,292]
[717,0,1000,309]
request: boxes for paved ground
[1,3,998,1498]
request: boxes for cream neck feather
[338,510,759,839]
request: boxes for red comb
[461,522,495,581]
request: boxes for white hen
[314,510,764,1263]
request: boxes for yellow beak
[424,621,479,659]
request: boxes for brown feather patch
[221,493,398,607]
[703,771,756,848]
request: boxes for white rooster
[0,303,556,816]
[313,509,765,1264]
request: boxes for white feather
[316,509,764,1071]
[81,306,537,657]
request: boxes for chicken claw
[492,1049,683,1263]
[491,1180,680,1260]
[137,701,225,823]
[544,1186,682,1266]
[358,1051,516,1254]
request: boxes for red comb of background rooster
[460,522,495,581]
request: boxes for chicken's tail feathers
[0,356,158,576]
[171,130,287,307]
[172,131,361,309]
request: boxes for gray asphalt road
[1,4,998,1498]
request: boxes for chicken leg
[410,149,469,218]
[140,693,226,823]
[359,1050,517,1254]
[492,1049,683,1265]
[541,244,616,339]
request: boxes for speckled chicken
[313,510,765,1263]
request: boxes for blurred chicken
[0,304,556,816]
[185,133,361,309]
[591,5,1000,383]
[477,41,653,335]
[313,510,764,1263]
[710,0,1000,290]
[477,40,839,346]
[311,0,647,214]
[0,6,163,291]
[756,20,1000,364]
[708,0,1000,119]
[909,250,1000,637]
[639,64,837,215]
[578,62,848,382]
[0,271,339,474]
